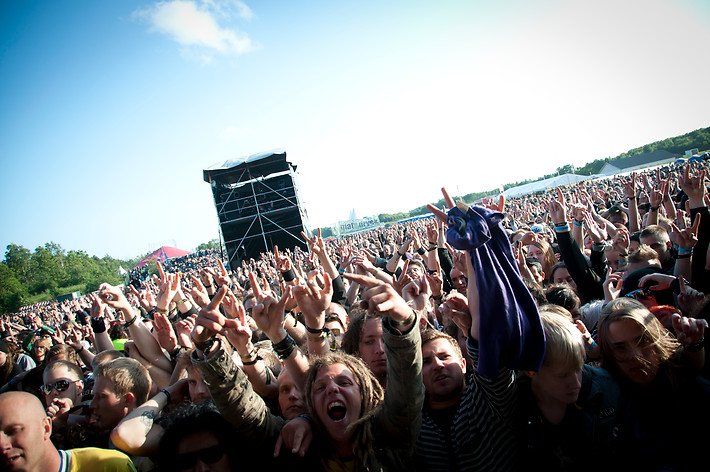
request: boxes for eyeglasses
[177,445,225,469]
[40,379,80,395]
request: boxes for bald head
[0,391,59,472]
[0,391,47,420]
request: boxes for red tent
[134,246,192,268]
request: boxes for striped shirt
[414,339,519,472]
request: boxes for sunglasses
[40,379,80,395]
[624,288,653,300]
[177,445,225,469]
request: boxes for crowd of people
[1,161,710,471]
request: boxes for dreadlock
[304,351,384,471]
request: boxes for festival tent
[502,173,596,199]
[134,246,192,268]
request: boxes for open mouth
[434,374,448,383]
[327,401,347,421]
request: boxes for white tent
[503,173,598,198]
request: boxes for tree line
[0,243,133,313]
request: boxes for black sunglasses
[40,379,79,395]
[624,287,653,300]
[177,445,225,469]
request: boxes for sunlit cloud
[133,0,256,59]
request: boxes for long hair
[304,351,384,471]
[599,298,680,381]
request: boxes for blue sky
[1,0,709,260]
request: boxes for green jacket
[192,316,423,471]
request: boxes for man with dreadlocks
[188,270,424,471]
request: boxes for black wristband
[272,334,296,360]
[684,337,705,352]
[193,337,216,352]
[417,247,426,256]
[282,268,296,282]
[305,325,326,334]
[90,316,106,334]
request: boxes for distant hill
[373,126,710,224]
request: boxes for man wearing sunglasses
[41,360,86,431]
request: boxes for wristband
[573,220,583,227]
[305,325,326,334]
[124,315,138,328]
[650,206,660,212]
[193,337,216,352]
[554,224,571,233]
[391,311,416,328]
[417,247,426,256]
[90,316,106,334]
[242,355,261,366]
[272,334,296,360]
[677,253,692,259]
[677,247,693,255]
[684,337,705,352]
[282,268,296,282]
[554,221,568,227]
[160,388,172,404]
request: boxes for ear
[42,416,52,440]
[459,357,466,374]
[123,391,136,409]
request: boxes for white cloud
[133,0,255,58]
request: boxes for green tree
[0,262,27,313]
[4,244,31,285]
[196,239,220,251]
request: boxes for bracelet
[554,221,568,227]
[428,246,437,252]
[677,247,693,255]
[391,311,416,328]
[176,298,188,305]
[160,388,172,404]
[400,252,407,260]
[124,315,138,328]
[573,220,583,227]
[156,307,168,314]
[650,206,660,212]
[677,253,692,259]
[684,337,705,352]
[193,337,216,352]
[428,241,437,246]
[417,247,426,256]
[272,334,296,360]
[240,347,257,361]
[242,355,261,366]
[305,325,326,334]
[75,345,85,354]
[586,339,596,351]
[554,225,571,233]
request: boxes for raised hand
[192,287,238,344]
[98,283,132,312]
[152,312,179,353]
[274,245,293,273]
[402,276,431,312]
[249,271,292,342]
[439,292,471,336]
[670,213,701,251]
[292,270,333,331]
[671,313,708,346]
[344,273,414,326]
[186,275,210,308]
